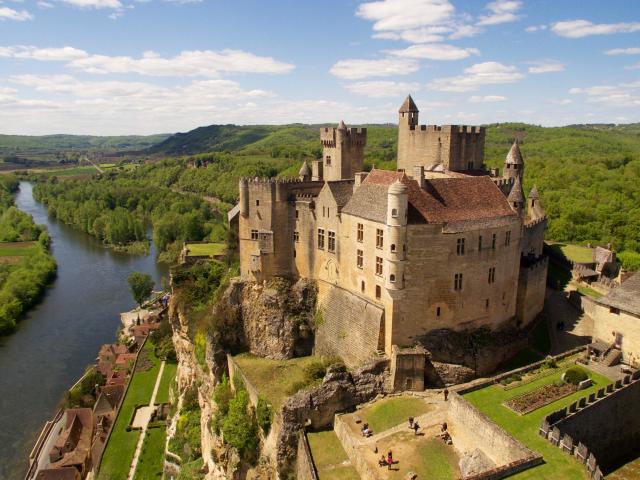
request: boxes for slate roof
[298,161,311,176]
[506,141,523,165]
[508,175,525,203]
[399,95,418,113]
[594,246,615,266]
[342,169,517,224]
[596,273,640,317]
[326,180,354,208]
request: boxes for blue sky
[0,0,639,135]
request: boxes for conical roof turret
[298,160,311,177]
[529,185,539,199]
[337,119,347,130]
[388,178,407,195]
[399,95,418,113]
[506,140,523,165]
[508,175,525,203]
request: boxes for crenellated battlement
[493,177,515,188]
[525,216,547,228]
[242,176,310,185]
[320,127,367,148]
[409,124,485,134]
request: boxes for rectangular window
[375,285,381,300]
[357,223,364,242]
[454,273,463,291]
[488,267,496,284]
[492,233,497,250]
[375,257,383,276]
[295,209,299,219]
[356,249,363,269]
[256,199,260,206]
[478,235,483,251]
[457,238,465,255]
[325,155,331,165]
[328,231,336,253]
[251,229,258,240]
[376,229,384,249]
[436,306,441,317]
[505,230,511,246]
[294,231,299,243]
[317,228,325,250]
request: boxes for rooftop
[596,273,640,317]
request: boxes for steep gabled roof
[326,180,354,208]
[596,273,640,317]
[342,169,517,224]
[506,141,523,165]
[399,95,418,113]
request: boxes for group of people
[378,450,396,470]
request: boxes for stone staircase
[603,347,622,367]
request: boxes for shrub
[256,396,273,435]
[564,366,589,385]
[221,389,259,462]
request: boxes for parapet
[524,216,547,228]
[407,124,485,135]
[320,126,367,147]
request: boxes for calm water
[0,182,168,479]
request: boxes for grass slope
[133,426,166,480]
[307,430,359,480]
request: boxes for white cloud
[477,0,522,26]
[343,80,420,97]
[356,0,455,31]
[329,57,419,80]
[0,46,295,77]
[37,1,54,8]
[449,23,482,39]
[549,99,572,105]
[0,46,88,61]
[56,0,122,8]
[526,60,564,74]
[525,24,547,32]
[625,62,640,70]
[428,61,524,92]
[388,43,479,60]
[605,47,640,55]
[469,95,506,102]
[0,5,33,20]
[570,81,640,107]
[552,20,640,38]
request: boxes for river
[0,182,168,479]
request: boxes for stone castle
[235,96,548,386]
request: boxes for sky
[0,0,639,135]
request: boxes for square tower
[318,121,367,181]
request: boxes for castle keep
[234,96,548,386]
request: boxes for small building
[35,468,80,480]
[47,408,94,476]
[590,273,640,367]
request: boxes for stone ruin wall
[553,376,640,472]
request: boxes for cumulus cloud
[329,57,419,80]
[56,0,122,8]
[469,95,506,102]
[549,99,572,105]
[625,62,640,70]
[477,0,522,26]
[343,80,420,97]
[428,61,524,92]
[526,60,564,74]
[552,20,640,38]
[0,5,33,20]
[388,43,479,60]
[605,47,640,55]
[525,24,547,32]
[569,81,640,107]
[356,0,455,32]
[0,46,295,77]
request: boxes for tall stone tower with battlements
[397,95,485,173]
[313,120,366,181]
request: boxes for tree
[127,272,154,306]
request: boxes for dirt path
[127,360,165,480]
[544,290,593,355]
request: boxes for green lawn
[0,241,38,257]
[577,286,604,299]
[406,434,458,480]
[232,353,322,408]
[307,430,359,480]
[464,366,613,480]
[156,360,177,405]
[550,243,594,264]
[133,426,166,480]
[98,341,162,480]
[185,242,226,257]
[358,396,433,433]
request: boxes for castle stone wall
[296,432,318,480]
[315,282,384,367]
[516,256,548,327]
[590,299,640,367]
[521,217,547,257]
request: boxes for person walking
[387,450,394,470]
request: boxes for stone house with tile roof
[233,97,548,386]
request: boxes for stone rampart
[448,393,542,477]
[296,431,319,480]
[333,414,383,480]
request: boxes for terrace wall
[296,432,318,480]
[333,414,384,480]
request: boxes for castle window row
[459,230,511,255]
[375,257,383,276]
[357,223,364,242]
[251,229,259,240]
[318,228,325,250]
[376,229,384,249]
[328,231,336,253]
[457,238,465,255]
[454,273,463,291]
[357,249,363,269]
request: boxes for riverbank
[0,182,168,479]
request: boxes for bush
[563,366,589,385]
[221,389,259,462]
[256,396,273,435]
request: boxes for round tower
[503,140,524,181]
[239,177,249,217]
[508,175,525,216]
[385,179,408,290]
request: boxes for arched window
[391,244,396,252]
[391,208,398,218]
[390,274,396,283]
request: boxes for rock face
[277,360,389,473]
[212,277,317,359]
[459,448,495,478]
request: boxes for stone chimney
[412,165,425,189]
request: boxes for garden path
[127,360,165,480]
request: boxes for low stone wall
[448,393,542,478]
[541,371,640,475]
[296,431,318,480]
[333,414,382,480]
[227,354,260,408]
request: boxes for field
[155,360,177,405]
[185,242,226,257]
[355,396,433,433]
[232,353,322,408]
[307,430,359,480]
[0,241,38,264]
[464,365,612,479]
[98,341,162,480]
[549,243,595,264]
[133,426,166,480]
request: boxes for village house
[234,96,548,386]
[46,408,94,477]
